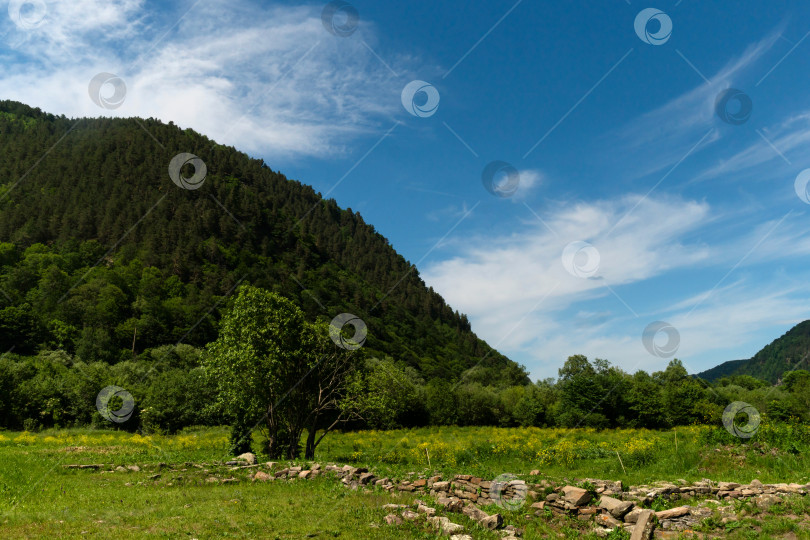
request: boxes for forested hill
[0,100,527,386]
[697,321,810,383]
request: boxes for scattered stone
[401,510,420,521]
[358,472,375,485]
[384,514,402,525]
[754,494,781,511]
[462,504,488,521]
[236,453,257,465]
[654,506,690,520]
[480,513,503,530]
[629,509,653,540]
[598,495,633,519]
[252,471,271,482]
[562,486,592,506]
[437,497,464,513]
[416,504,436,517]
[428,516,464,535]
[595,514,621,528]
[126,465,140,472]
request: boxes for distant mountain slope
[0,100,528,386]
[697,321,810,383]
[694,359,748,382]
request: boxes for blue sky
[3,0,810,380]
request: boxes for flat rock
[358,472,375,484]
[655,506,690,520]
[562,486,592,506]
[429,516,464,535]
[253,471,271,482]
[462,504,488,521]
[480,514,502,530]
[416,504,436,517]
[595,514,622,528]
[624,508,645,524]
[437,497,463,513]
[384,514,402,525]
[630,510,653,540]
[598,495,633,519]
[236,453,257,465]
[754,494,781,511]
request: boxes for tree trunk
[304,425,317,459]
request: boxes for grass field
[316,423,810,485]
[1,424,809,539]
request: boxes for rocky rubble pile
[528,477,809,538]
[65,454,810,538]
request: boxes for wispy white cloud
[424,192,810,379]
[423,195,712,351]
[608,30,783,180]
[694,112,810,183]
[0,0,408,158]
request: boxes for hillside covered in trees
[0,100,527,386]
[697,321,810,383]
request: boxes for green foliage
[0,100,526,388]
[204,285,359,459]
[699,321,810,383]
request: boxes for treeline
[2,347,808,433]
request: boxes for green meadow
[1,424,810,538]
